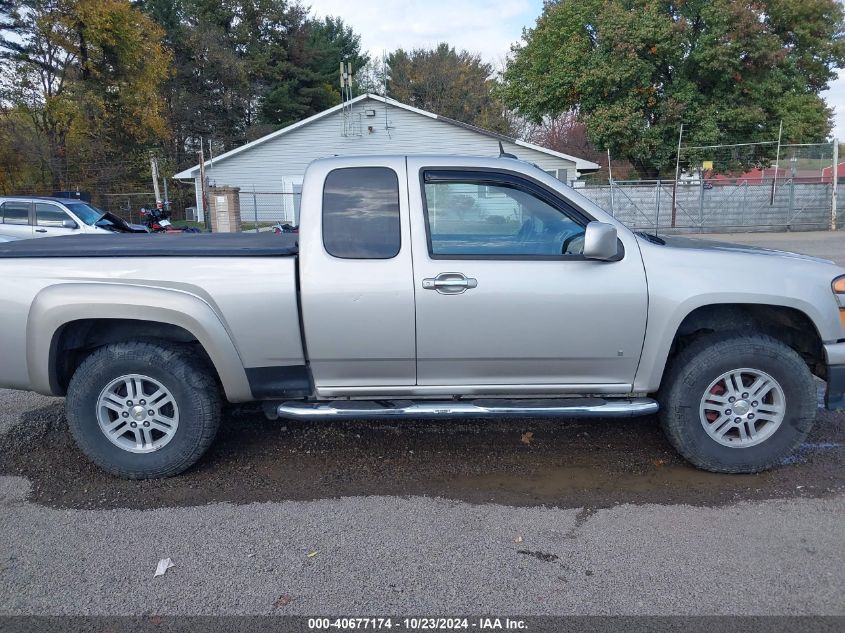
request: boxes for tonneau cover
[0,232,298,258]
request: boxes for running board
[272,397,658,420]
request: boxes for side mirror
[62,218,79,229]
[582,221,619,260]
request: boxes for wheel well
[51,319,221,395]
[667,304,826,379]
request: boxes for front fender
[633,292,835,393]
[27,282,253,402]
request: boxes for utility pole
[607,147,615,217]
[832,138,839,231]
[162,172,170,212]
[149,154,162,208]
[671,123,684,228]
[771,119,783,205]
[198,138,209,230]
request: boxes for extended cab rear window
[322,167,401,259]
[1,201,30,225]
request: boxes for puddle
[1,402,843,510]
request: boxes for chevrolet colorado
[0,154,843,478]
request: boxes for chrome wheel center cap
[131,405,147,421]
[733,400,751,416]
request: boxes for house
[173,93,600,223]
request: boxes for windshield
[64,202,105,226]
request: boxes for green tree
[500,0,845,177]
[387,43,512,134]
[136,1,368,159]
[259,14,369,126]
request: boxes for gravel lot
[1,231,844,617]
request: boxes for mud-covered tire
[66,341,221,479]
[658,333,816,473]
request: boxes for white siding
[190,96,579,221]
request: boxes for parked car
[0,196,148,240]
[0,154,843,479]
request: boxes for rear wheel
[66,341,221,479]
[658,333,816,473]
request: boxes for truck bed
[0,232,298,258]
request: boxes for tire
[65,341,221,479]
[658,332,816,473]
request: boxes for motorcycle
[140,207,202,234]
[271,222,298,234]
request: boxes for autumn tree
[500,0,845,177]
[387,43,512,134]
[1,0,171,190]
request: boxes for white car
[0,196,148,239]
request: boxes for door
[299,157,416,392]
[0,200,33,239]
[407,163,648,392]
[34,202,80,237]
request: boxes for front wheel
[66,341,221,479]
[658,333,816,473]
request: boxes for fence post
[607,148,615,217]
[743,182,748,228]
[832,138,838,231]
[609,180,615,217]
[788,154,796,231]
[655,180,661,231]
[252,185,259,233]
[698,177,704,232]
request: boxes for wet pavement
[1,388,844,616]
[2,397,842,511]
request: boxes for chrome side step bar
[272,397,658,420]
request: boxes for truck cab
[298,155,647,398]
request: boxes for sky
[307,0,845,139]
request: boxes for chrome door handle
[35,228,47,233]
[422,272,478,294]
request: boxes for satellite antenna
[340,59,354,136]
[498,141,518,159]
[382,50,392,138]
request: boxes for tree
[387,43,512,134]
[1,0,171,190]
[530,113,634,181]
[135,1,368,161]
[260,14,369,126]
[500,0,845,177]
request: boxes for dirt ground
[2,396,842,512]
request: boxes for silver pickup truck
[1,155,843,478]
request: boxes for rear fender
[27,283,253,402]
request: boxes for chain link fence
[3,187,196,226]
[577,141,843,233]
[579,178,844,233]
[236,191,301,231]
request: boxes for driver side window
[423,176,585,257]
